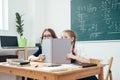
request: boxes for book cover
[42,38,71,64]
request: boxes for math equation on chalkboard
[71,0,120,41]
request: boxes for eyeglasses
[43,34,52,38]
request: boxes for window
[0,0,8,30]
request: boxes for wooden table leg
[98,67,104,80]
[24,77,27,80]
[24,47,28,60]
[16,76,19,80]
[15,48,28,60]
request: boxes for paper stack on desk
[39,64,81,72]
[6,59,30,66]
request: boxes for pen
[35,65,38,68]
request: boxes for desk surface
[0,62,104,80]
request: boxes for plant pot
[18,38,27,47]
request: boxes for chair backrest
[90,57,113,80]
[104,57,113,80]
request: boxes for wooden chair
[90,57,113,80]
[104,57,113,80]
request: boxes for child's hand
[66,53,76,60]
[38,54,45,61]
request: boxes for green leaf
[15,12,24,37]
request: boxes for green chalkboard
[71,0,120,41]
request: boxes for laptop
[0,36,23,49]
[42,38,71,65]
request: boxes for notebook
[0,36,23,49]
[76,62,97,68]
[42,38,71,65]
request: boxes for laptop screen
[0,36,18,48]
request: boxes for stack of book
[7,59,30,66]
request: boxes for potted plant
[15,12,27,47]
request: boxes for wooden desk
[0,48,27,60]
[16,47,38,60]
[0,62,104,80]
[0,47,37,60]
[15,47,28,60]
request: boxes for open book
[42,38,71,64]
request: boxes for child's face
[61,32,71,39]
[43,31,52,39]
[61,32,74,44]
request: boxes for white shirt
[73,45,89,59]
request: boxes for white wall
[0,0,120,80]
[42,0,120,79]
[0,0,46,46]
[46,0,71,37]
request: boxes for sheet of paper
[38,64,81,72]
